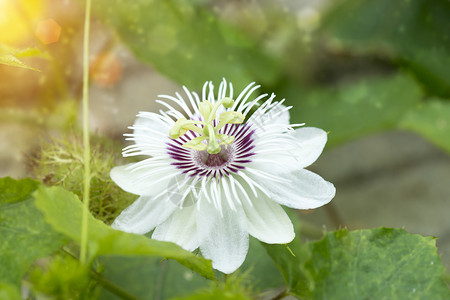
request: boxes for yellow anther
[207,97,235,123]
[220,97,234,108]
[216,111,245,131]
[169,97,242,154]
[169,118,203,139]
[169,118,188,139]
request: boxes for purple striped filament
[167,123,255,179]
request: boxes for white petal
[197,199,249,274]
[250,103,290,131]
[152,205,199,251]
[110,163,177,196]
[261,169,335,209]
[249,151,298,175]
[249,127,327,175]
[260,103,290,126]
[111,195,178,234]
[242,193,294,244]
[273,106,290,125]
[132,114,171,147]
[292,127,327,168]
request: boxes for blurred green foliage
[92,0,279,92]
[0,283,21,300]
[88,0,450,153]
[322,0,450,98]
[399,99,450,153]
[286,73,423,146]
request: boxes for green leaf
[306,228,450,300]
[0,177,68,287]
[92,0,278,90]
[321,0,450,97]
[98,257,209,300]
[0,44,41,71]
[286,73,423,146]
[33,186,215,280]
[399,99,450,153]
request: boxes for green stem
[80,0,92,266]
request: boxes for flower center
[167,123,255,178]
[204,152,228,167]
[169,98,245,154]
[195,145,232,168]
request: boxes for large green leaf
[0,178,68,287]
[285,73,423,146]
[33,186,215,280]
[91,0,279,90]
[399,99,450,153]
[322,0,450,97]
[98,256,210,300]
[306,228,450,300]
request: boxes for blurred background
[1,0,449,297]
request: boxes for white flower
[111,79,335,274]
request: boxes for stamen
[169,97,245,154]
[207,97,234,123]
[216,111,245,131]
